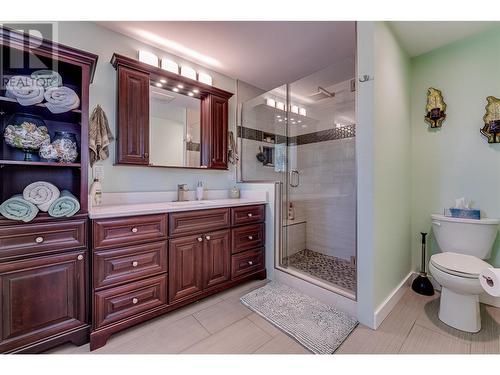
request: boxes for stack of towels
[0,181,80,222]
[6,72,80,114]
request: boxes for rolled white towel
[6,75,44,106]
[44,86,80,114]
[23,181,60,212]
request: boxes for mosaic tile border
[238,124,355,146]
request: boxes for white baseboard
[427,274,500,308]
[373,271,414,329]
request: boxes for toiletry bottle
[288,202,295,220]
[196,181,204,201]
[90,178,103,207]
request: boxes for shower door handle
[290,169,299,187]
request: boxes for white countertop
[89,190,268,219]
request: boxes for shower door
[280,61,357,298]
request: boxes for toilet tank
[431,214,499,259]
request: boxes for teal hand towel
[0,195,39,222]
[48,190,80,218]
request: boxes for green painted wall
[410,26,500,268]
[373,22,412,307]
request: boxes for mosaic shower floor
[285,249,357,293]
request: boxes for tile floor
[46,279,500,354]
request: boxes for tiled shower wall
[291,137,356,261]
[240,131,356,261]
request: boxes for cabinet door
[116,66,150,165]
[168,235,204,303]
[201,94,228,169]
[0,251,87,352]
[203,229,231,289]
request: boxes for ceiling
[389,21,499,57]
[97,21,356,90]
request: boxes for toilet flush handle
[431,221,441,227]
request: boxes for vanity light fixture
[193,88,200,94]
[181,66,197,80]
[177,84,184,89]
[155,82,163,87]
[138,50,159,67]
[299,108,307,116]
[276,101,285,111]
[188,92,194,97]
[161,59,179,74]
[278,119,283,122]
[172,87,179,92]
[159,79,167,84]
[198,72,213,86]
[291,105,299,114]
[277,115,281,118]
[266,98,276,107]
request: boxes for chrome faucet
[177,184,189,201]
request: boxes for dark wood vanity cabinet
[111,53,233,170]
[90,204,265,351]
[0,214,90,353]
[116,65,150,165]
[0,250,87,353]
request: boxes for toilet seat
[430,252,491,279]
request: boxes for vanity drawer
[231,223,265,254]
[93,241,167,289]
[231,247,264,279]
[93,214,167,250]
[94,274,167,329]
[169,208,230,236]
[231,205,265,226]
[0,219,87,260]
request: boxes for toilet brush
[411,232,435,296]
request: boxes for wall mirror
[149,87,201,167]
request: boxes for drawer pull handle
[132,261,139,267]
[247,213,253,217]
[248,235,253,240]
[205,235,211,240]
[77,254,84,261]
[131,227,138,233]
[35,236,44,244]
[132,298,139,304]
[197,237,203,242]
[248,260,253,265]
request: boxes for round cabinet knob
[131,227,138,233]
[197,237,203,242]
[35,236,44,244]
[248,235,253,240]
[77,254,84,261]
[248,260,253,265]
[205,235,211,240]
[247,213,253,217]
[132,261,139,267]
[132,298,139,304]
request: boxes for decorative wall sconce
[425,88,447,128]
[480,96,500,144]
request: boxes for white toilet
[428,214,499,333]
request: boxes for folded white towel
[44,86,80,114]
[23,181,60,212]
[6,75,44,106]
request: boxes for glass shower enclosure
[239,58,357,299]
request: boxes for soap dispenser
[90,178,102,207]
[196,181,204,201]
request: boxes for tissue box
[445,208,480,220]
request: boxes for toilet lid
[430,252,490,278]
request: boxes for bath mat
[240,282,358,354]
